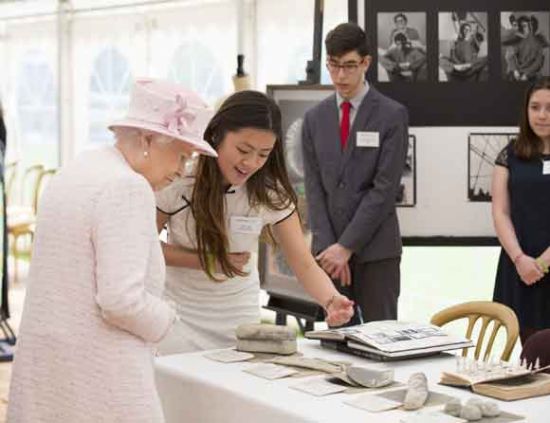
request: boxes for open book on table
[305,321,473,360]
[440,365,550,401]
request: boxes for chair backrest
[430,301,519,361]
[20,164,44,212]
[34,168,57,211]
[4,161,17,205]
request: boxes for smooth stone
[403,372,429,410]
[443,398,462,417]
[480,401,501,417]
[460,404,483,421]
[236,323,296,341]
[236,338,297,355]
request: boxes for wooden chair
[34,168,56,209]
[7,164,45,282]
[8,164,44,216]
[430,301,519,361]
[4,161,18,206]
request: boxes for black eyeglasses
[326,59,365,74]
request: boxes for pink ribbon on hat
[163,94,197,136]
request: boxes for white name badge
[356,131,380,148]
[543,160,550,175]
[230,216,263,235]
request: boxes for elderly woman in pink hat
[7,79,216,423]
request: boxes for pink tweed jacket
[7,146,175,422]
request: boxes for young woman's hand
[227,252,251,272]
[515,255,544,285]
[215,252,251,273]
[325,294,354,327]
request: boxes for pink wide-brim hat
[109,78,217,157]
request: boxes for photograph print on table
[468,132,517,202]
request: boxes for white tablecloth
[155,339,550,423]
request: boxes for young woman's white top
[156,176,294,353]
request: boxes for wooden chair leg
[12,233,19,284]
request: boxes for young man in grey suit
[301,23,408,325]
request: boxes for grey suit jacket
[301,87,408,262]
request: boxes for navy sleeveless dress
[493,143,550,329]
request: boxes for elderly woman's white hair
[112,126,173,145]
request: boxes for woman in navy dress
[492,77,550,345]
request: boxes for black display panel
[364,0,550,126]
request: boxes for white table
[155,339,550,422]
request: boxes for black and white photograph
[501,11,550,81]
[468,132,517,202]
[438,12,489,82]
[397,135,416,207]
[377,12,427,82]
[276,92,332,226]
[261,87,332,297]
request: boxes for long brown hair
[514,76,550,160]
[191,91,298,281]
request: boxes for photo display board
[261,85,517,307]
[266,85,519,246]
[365,0,550,126]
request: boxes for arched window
[16,49,58,167]
[167,40,224,105]
[88,47,132,145]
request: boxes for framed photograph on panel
[398,135,416,207]
[468,132,517,202]
[438,12,489,82]
[269,85,334,229]
[500,11,550,81]
[261,85,332,302]
[377,12,428,82]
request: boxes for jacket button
[338,181,346,188]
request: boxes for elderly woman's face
[145,135,195,190]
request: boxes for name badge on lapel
[356,131,380,148]
[543,160,550,175]
[230,216,263,234]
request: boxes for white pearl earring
[143,151,149,158]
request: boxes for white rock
[403,372,429,410]
[465,397,483,411]
[236,339,297,355]
[235,323,296,341]
[443,398,462,417]
[480,401,501,417]
[460,404,482,421]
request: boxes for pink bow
[163,94,197,136]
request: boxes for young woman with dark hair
[492,77,550,345]
[156,90,353,354]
